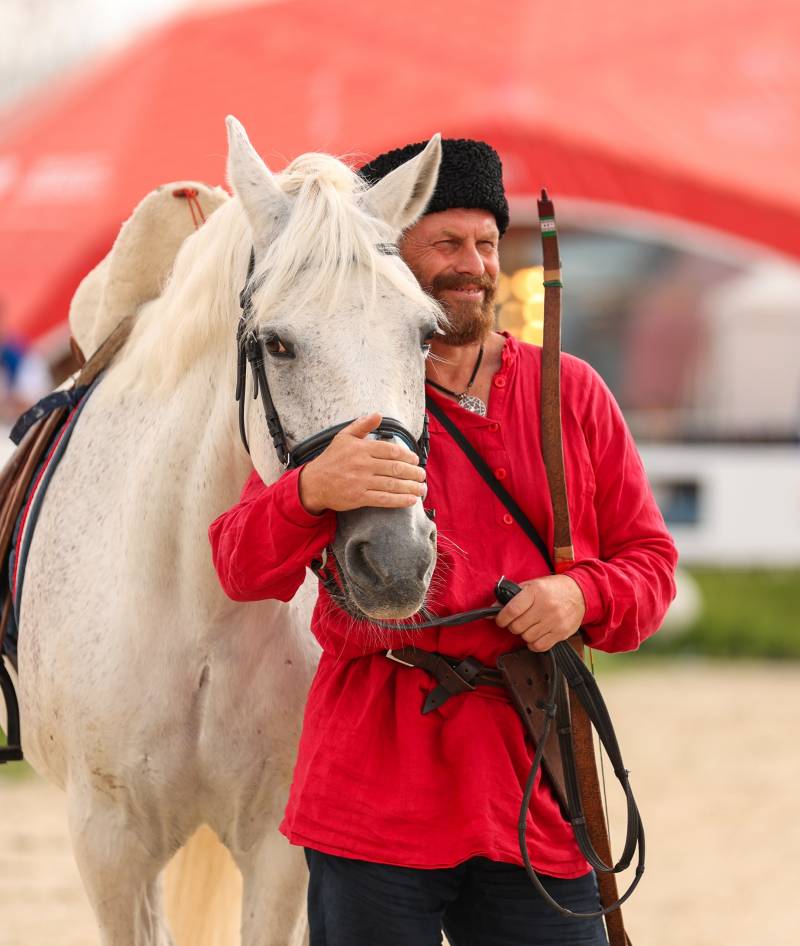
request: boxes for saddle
[70,181,227,359]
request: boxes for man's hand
[495,574,586,651]
[298,413,427,514]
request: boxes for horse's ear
[225,116,288,251]
[363,134,442,234]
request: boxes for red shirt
[209,335,677,877]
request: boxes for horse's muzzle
[334,504,436,620]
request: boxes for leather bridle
[235,247,429,469]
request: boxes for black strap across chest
[425,395,552,570]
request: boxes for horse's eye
[264,334,294,359]
[421,327,438,354]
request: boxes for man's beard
[429,273,497,346]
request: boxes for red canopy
[1,0,798,343]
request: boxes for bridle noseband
[235,248,429,469]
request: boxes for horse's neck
[184,359,255,519]
[117,352,277,625]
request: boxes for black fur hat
[360,138,509,236]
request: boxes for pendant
[457,393,487,416]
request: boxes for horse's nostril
[350,541,390,585]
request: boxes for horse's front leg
[67,784,180,946]
[236,831,309,946]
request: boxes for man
[210,139,678,945]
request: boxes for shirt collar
[426,332,518,429]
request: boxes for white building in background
[699,265,800,438]
[642,264,800,568]
[643,444,798,567]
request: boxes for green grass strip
[641,568,800,659]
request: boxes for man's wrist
[298,464,327,516]
[560,573,587,628]
[560,569,595,627]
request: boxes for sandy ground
[1,660,798,946]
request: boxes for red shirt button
[503,513,513,525]
[495,468,507,480]
[494,376,506,388]
[489,422,500,433]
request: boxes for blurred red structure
[1,0,799,344]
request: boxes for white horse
[14,117,442,946]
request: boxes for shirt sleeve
[209,467,336,602]
[565,368,678,653]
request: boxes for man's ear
[362,134,441,234]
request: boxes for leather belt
[385,644,571,815]
[386,646,505,714]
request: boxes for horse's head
[226,117,443,620]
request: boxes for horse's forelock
[278,152,365,198]
[246,154,438,327]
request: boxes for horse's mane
[109,153,440,395]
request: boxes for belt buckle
[386,649,415,668]
[449,658,480,692]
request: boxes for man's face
[399,208,500,346]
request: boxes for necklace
[426,345,487,416]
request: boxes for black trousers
[305,849,609,946]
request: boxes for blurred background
[0,1,798,945]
